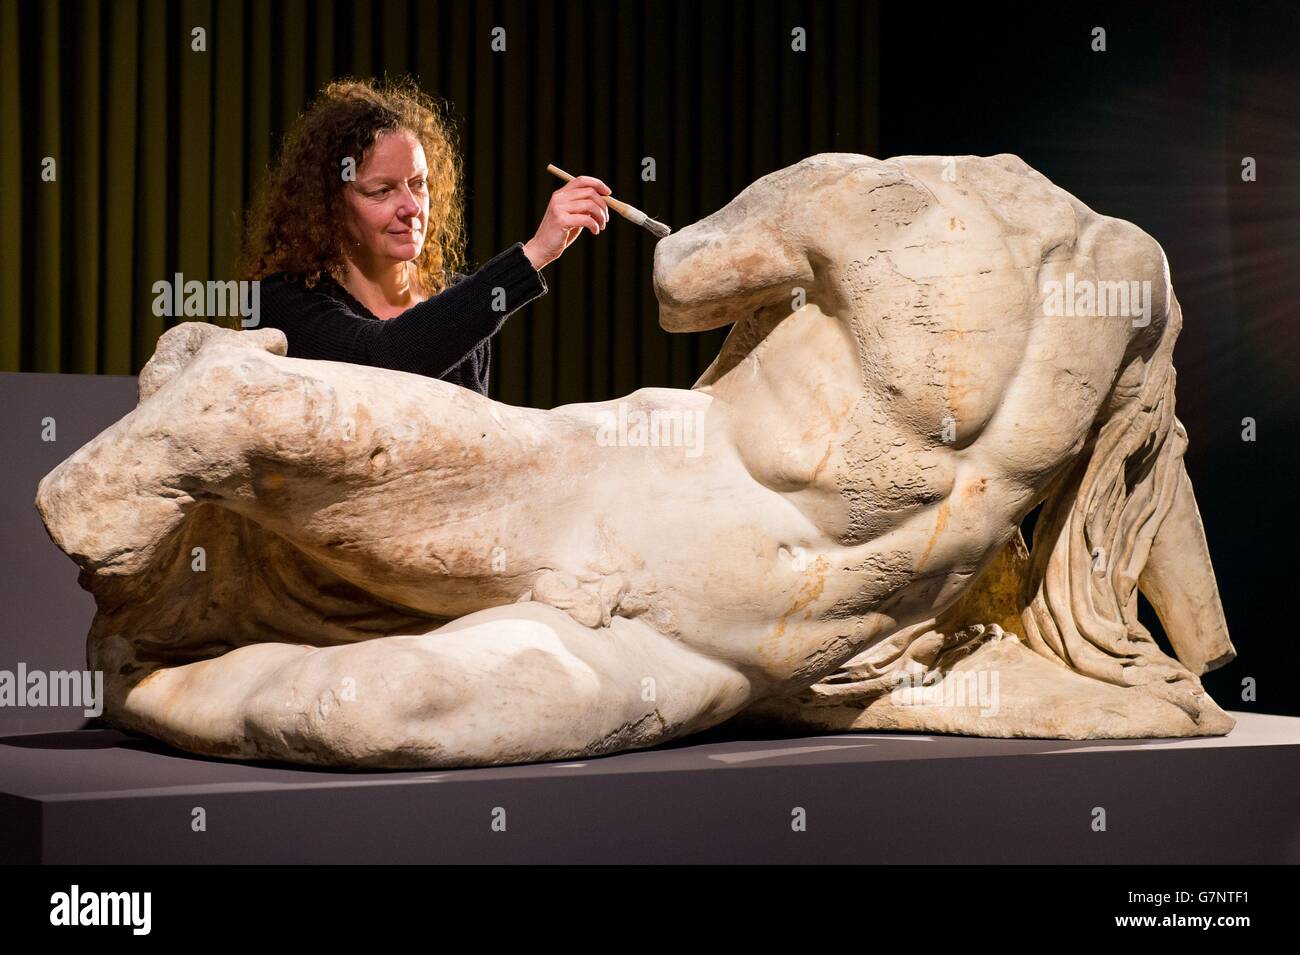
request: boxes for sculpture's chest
[707,306,962,540]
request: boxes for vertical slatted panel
[593,0,613,400]
[70,0,101,371]
[33,0,60,371]
[665,0,696,389]
[495,0,532,407]
[280,0,307,129]
[628,1,664,396]
[520,0,551,407]
[523,0,549,405]
[696,0,722,376]
[380,0,407,77]
[0,0,23,370]
[860,1,880,154]
[131,0,167,366]
[834,0,858,151]
[587,0,614,400]
[781,0,804,169]
[614,1,638,398]
[177,0,213,334]
[624,0,676,397]
[751,2,777,179]
[351,0,373,77]
[415,0,440,95]
[809,0,832,150]
[211,0,245,297]
[131,0,167,367]
[552,0,593,407]
[313,0,335,92]
[245,0,273,210]
[470,0,496,352]
[102,0,138,372]
[553,0,591,408]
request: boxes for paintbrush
[546,164,672,238]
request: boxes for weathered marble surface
[36,154,1236,767]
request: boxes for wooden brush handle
[546,163,635,218]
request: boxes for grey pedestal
[2,712,1297,863]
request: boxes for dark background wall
[0,0,880,404]
[1,0,1295,716]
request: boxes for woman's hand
[523,175,612,270]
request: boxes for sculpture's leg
[37,331,322,577]
[733,528,1237,740]
[37,326,562,618]
[1137,459,1235,675]
[97,601,754,768]
[739,628,1236,740]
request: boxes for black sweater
[252,242,548,395]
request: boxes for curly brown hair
[239,76,466,295]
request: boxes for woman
[240,77,611,394]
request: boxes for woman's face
[343,129,430,266]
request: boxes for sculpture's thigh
[106,603,754,768]
[40,339,552,603]
[200,348,569,614]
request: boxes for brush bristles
[642,218,672,239]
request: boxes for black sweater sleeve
[255,242,547,379]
